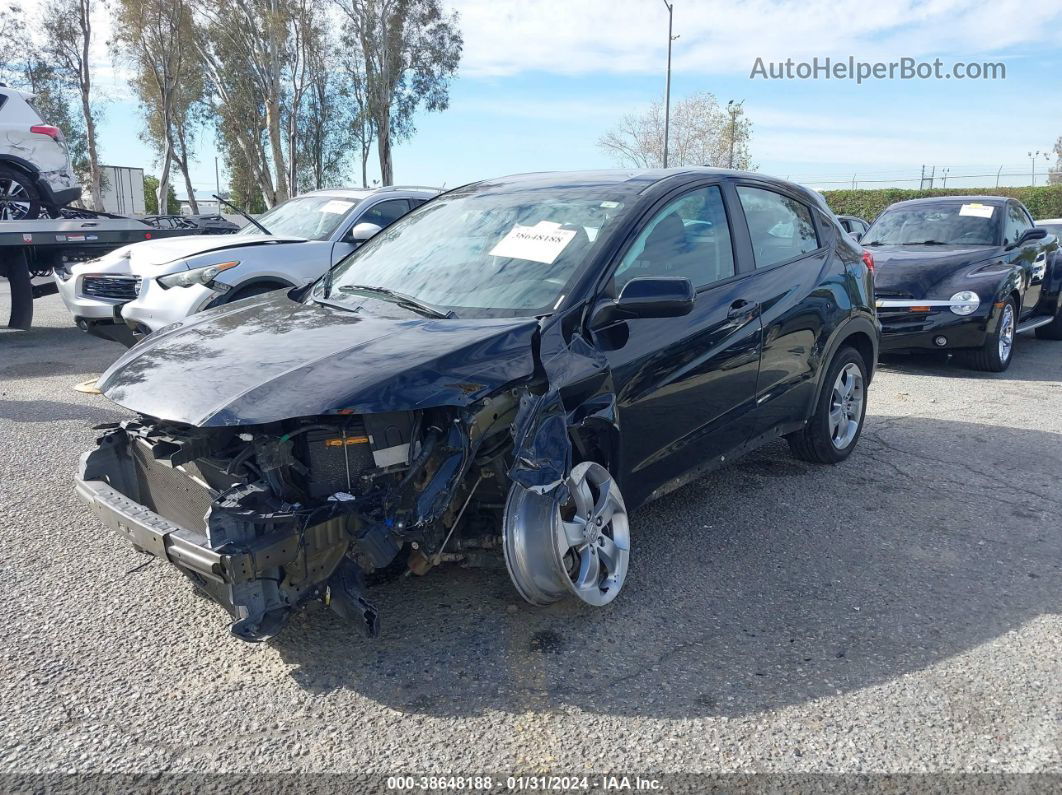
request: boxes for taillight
[30,124,63,142]
[861,250,875,272]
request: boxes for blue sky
[28,0,1062,194]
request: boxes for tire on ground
[787,345,868,465]
[966,296,1015,372]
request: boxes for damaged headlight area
[77,395,522,641]
[157,261,239,290]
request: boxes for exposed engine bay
[79,395,524,641]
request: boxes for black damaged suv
[76,169,879,641]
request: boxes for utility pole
[215,157,221,198]
[661,0,677,168]
[727,100,744,169]
[996,165,1003,187]
[942,167,950,188]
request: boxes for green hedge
[821,185,1062,222]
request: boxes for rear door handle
[727,299,759,319]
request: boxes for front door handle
[727,299,759,319]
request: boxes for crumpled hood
[94,234,308,276]
[871,245,1000,297]
[98,292,541,426]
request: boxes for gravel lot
[1,287,1059,776]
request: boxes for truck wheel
[966,297,1015,372]
[787,346,867,464]
[0,166,41,221]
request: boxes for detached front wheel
[788,346,867,464]
[503,461,630,607]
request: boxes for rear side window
[360,199,411,229]
[613,185,736,292]
[737,186,819,268]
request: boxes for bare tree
[598,92,754,171]
[39,0,103,209]
[334,0,461,185]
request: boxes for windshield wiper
[900,240,947,245]
[213,193,271,235]
[863,240,884,246]
[337,284,456,319]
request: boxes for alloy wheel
[0,177,32,221]
[828,362,864,450]
[998,303,1015,363]
[503,461,630,607]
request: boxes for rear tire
[0,166,41,221]
[787,346,868,464]
[966,297,1015,371]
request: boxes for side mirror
[851,230,864,242]
[1018,227,1047,246]
[347,222,382,244]
[590,276,695,330]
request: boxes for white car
[1038,218,1062,236]
[0,83,81,219]
[55,186,438,343]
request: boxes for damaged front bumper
[75,430,381,641]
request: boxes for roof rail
[376,184,442,193]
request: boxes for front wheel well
[226,279,292,301]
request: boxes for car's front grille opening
[82,275,142,301]
[130,440,214,533]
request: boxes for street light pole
[1029,150,1049,186]
[662,0,674,168]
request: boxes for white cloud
[452,0,1062,77]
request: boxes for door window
[737,186,819,268]
[360,199,411,229]
[1004,203,1033,246]
[613,185,735,292]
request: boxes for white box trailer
[100,165,145,216]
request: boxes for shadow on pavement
[269,415,1060,719]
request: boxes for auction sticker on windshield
[322,199,356,215]
[489,220,577,264]
[959,203,994,219]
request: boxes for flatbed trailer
[1,216,231,330]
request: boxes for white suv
[0,83,81,219]
[55,185,438,343]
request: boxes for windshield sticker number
[321,200,355,215]
[959,203,994,219]
[489,221,577,264]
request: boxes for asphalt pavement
[1,287,1059,777]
